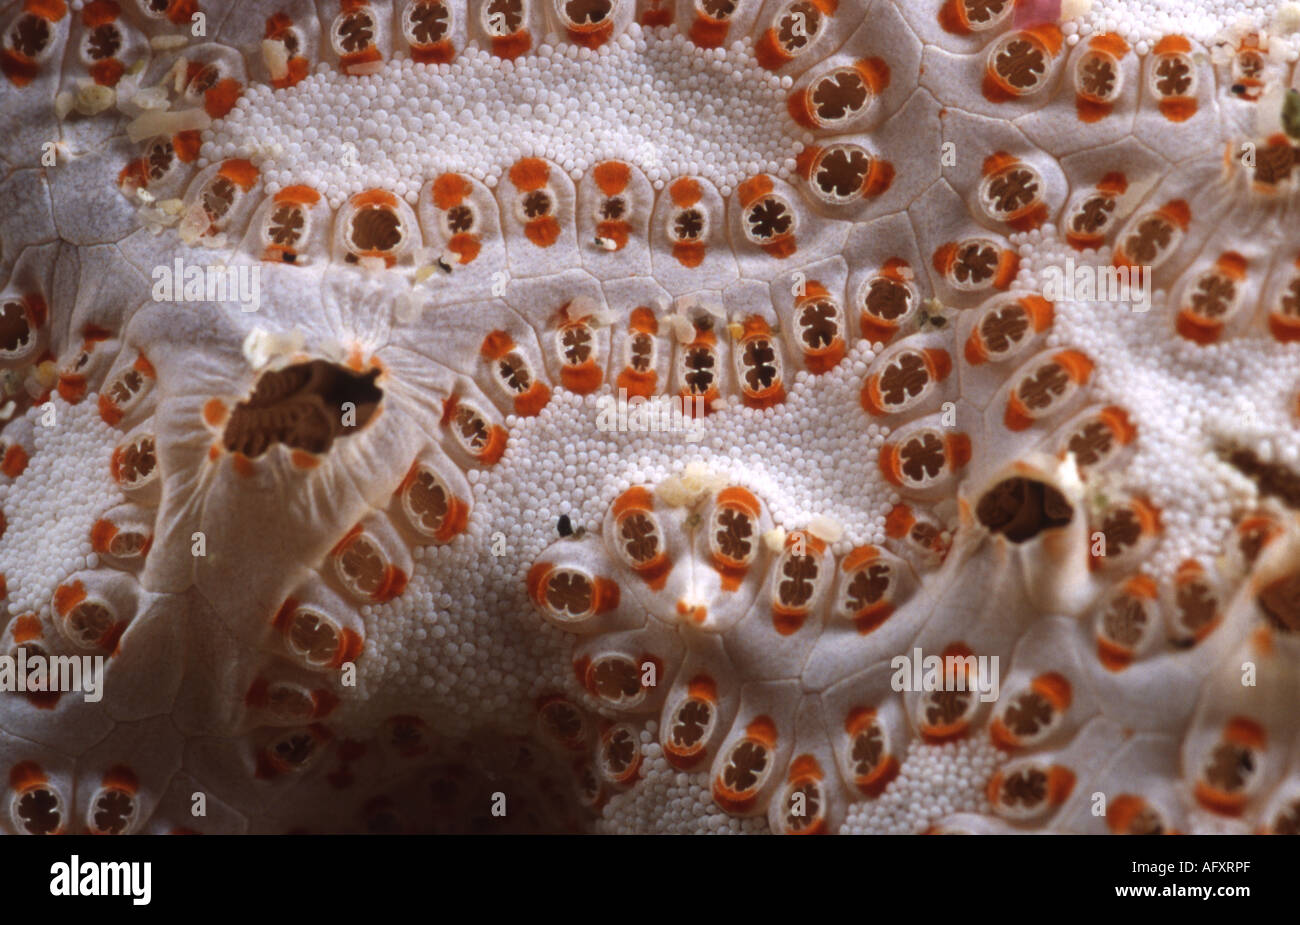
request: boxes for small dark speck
[557,515,573,537]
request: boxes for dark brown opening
[976,476,1073,542]
[15,788,60,835]
[979,303,1028,354]
[561,326,593,364]
[337,10,376,52]
[740,338,778,390]
[600,197,626,219]
[985,168,1040,214]
[683,345,716,393]
[87,25,123,61]
[798,299,838,348]
[268,204,305,246]
[202,176,236,222]
[350,206,403,252]
[812,71,867,122]
[565,0,611,25]
[776,2,820,52]
[745,197,792,240]
[604,726,636,773]
[963,0,1009,25]
[700,0,736,19]
[10,15,50,57]
[1259,573,1300,633]
[815,147,870,198]
[522,190,552,218]
[1154,54,1192,96]
[289,609,340,663]
[67,602,114,648]
[851,722,883,775]
[629,332,653,371]
[672,208,704,241]
[952,241,999,284]
[0,301,32,353]
[1070,194,1116,234]
[1078,53,1116,98]
[722,740,767,791]
[1223,447,1300,509]
[405,468,450,533]
[485,0,524,33]
[994,38,1047,91]
[714,506,753,560]
[147,139,175,180]
[446,204,474,233]
[408,1,450,44]
[863,276,913,322]
[222,360,382,458]
[92,789,135,834]
[671,698,710,747]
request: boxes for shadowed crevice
[1223,446,1300,509]
[222,360,382,458]
[976,475,1073,543]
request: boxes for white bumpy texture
[0,0,1299,835]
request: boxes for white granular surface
[1074,0,1300,45]
[0,401,117,619]
[201,24,805,208]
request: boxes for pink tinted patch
[1015,0,1062,26]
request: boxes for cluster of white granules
[1011,223,1300,584]
[596,722,772,834]
[0,400,117,619]
[841,737,1004,834]
[350,336,912,739]
[201,24,807,209]
[1067,0,1300,50]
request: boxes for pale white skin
[0,0,1298,835]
